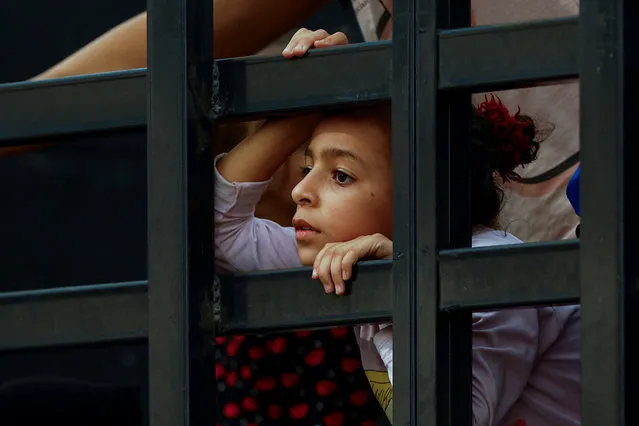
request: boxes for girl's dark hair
[470,95,548,229]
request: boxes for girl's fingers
[314,32,348,47]
[340,249,359,282]
[314,236,393,297]
[282,28,310,57]
[317,251,336,294]
[293,30,330,56]
[330,254,346,295]
[312,245,330,278]
[284,29,341,57]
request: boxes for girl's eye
[334,170,353,184]
[301,166,312,176]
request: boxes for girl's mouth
[293,218,320,241]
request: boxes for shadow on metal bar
[0,281,148,352]
[0,17,577,142]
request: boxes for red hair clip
[475,94,533,165]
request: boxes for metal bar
[217,260,393,334]
[214,242,580,333]
[0,282,148,352]
[440,240,580,310]
[0,244,576,354]
[0,70,146,143]
[211,41,392,120]
[438,16,578,91]
[389,3,415,423]
[0,19,578,143]
[440,5,473,424]
[580,0,639,424]
[146,0,214,423]
[415,0,443,422]
[390,0,442,423]
[211,18,578,118]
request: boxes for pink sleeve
[214,154,302,273]
[472,309,539,426]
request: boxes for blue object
[566,166,580,216]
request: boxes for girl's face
[291,113,393,266]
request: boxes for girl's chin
[297,247,320,267]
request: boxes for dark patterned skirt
[215,327,390,426]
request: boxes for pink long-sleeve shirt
[213,157,581,426]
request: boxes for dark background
[0,0,363,292]
[1,1,145,83]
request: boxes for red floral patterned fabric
[214,327,389,426]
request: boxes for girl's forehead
[315,112,389,134]
[311,116,391,153]
[307,133,391,170]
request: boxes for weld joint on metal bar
[210,61,225,119]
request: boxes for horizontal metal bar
[217,240,579,334]
[0,70,146,143]
[439,16,578,90]
[217,260,393,334]
[212,41,392,119]
[213,17,577,118]
[0,281,148,352]
[439,240,580,310]
[0,18,577,141]
[0,241,577,350]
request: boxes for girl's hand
[282,28,349,58]
[312,234,393,295]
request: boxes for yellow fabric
[366,370,393,422]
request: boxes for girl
[214,29,580,426]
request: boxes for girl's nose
[292,176,315,206]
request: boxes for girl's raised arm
[216,114,321,184]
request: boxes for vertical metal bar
[580,0,639,425]
[442,94,473,426]
[441,2,473,424]
[147,0,215,423]
[415,0,446,421]
[391,0,444,424]
[390,0,419,422]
